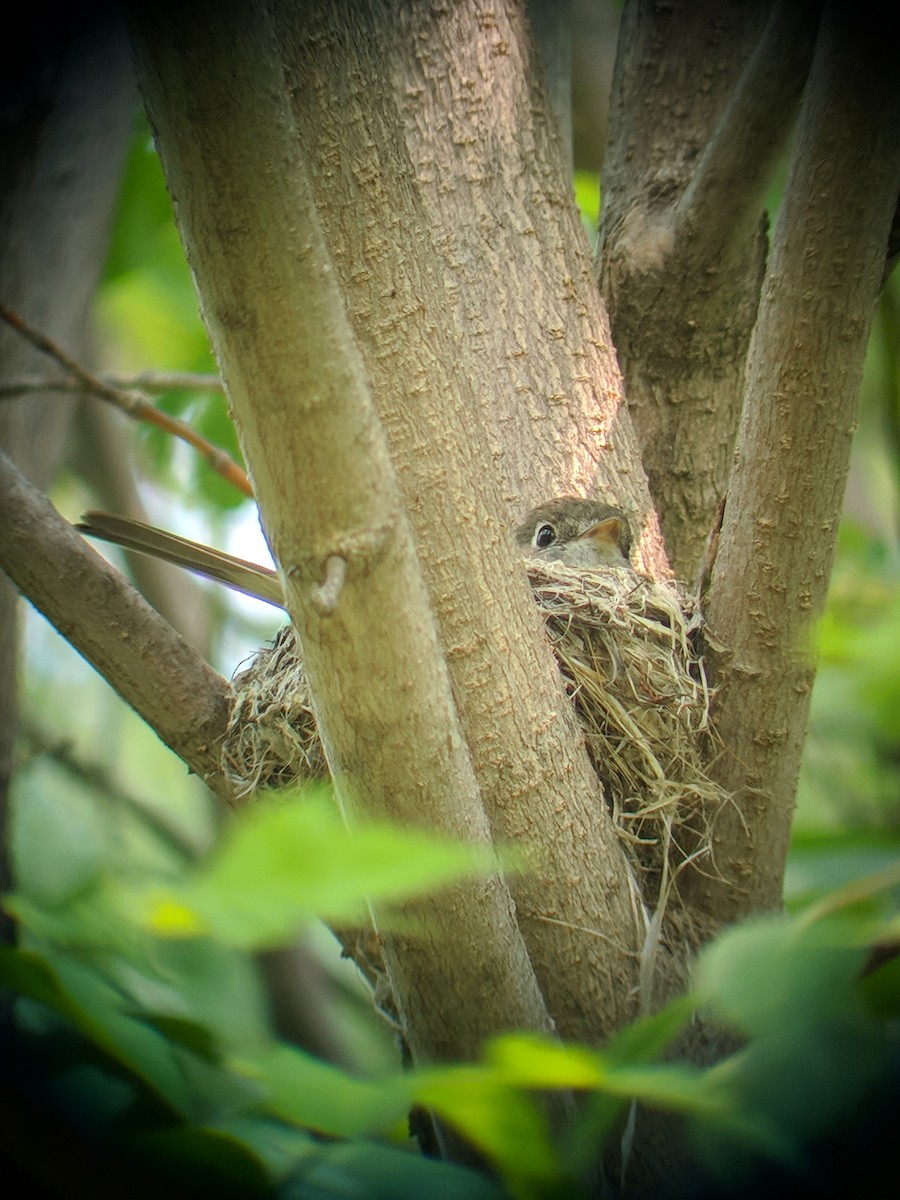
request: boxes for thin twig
[0,370,224,399]
[0,303,251,497]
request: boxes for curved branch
[0,448,236,804]
[0,305,251,498]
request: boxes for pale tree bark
[599,0,820,578]
[697,4,900,923]
[272,0,667,576]
[267,0,666,1040]
[129,0,562,1067]
[123,0,696,1054]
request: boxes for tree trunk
[599,0,820,578]
[0,4,136,933]
[698,3,900,922]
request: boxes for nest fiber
[222,562,723,911]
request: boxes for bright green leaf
[137,792,497,949]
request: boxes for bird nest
[222,562,724,916]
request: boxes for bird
[77,496,632,606]
[514,497,632,568]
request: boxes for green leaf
[0,948,192,1117]
[233,1043,415,1139]
[138,792,497,949]
[689,900,893,1179]
[124,1123,274,1198]
[693,913,870,1037]
[281,1138,507,1200]
[602,994,695,1065]
[417,1066,562,1193]
[484,1034,610,1089]
[10,763,109,905]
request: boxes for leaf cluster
[3,788,898,1200]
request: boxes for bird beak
[577,516,625,558]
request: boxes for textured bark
[599,0,819,578]
[268,0,663,1041]
[276,0,665,576]
[698,4,900,922]
[130,0,562,1067]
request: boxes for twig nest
[222,563,724,911]
[524,561,723,909]
[223,624,325,793]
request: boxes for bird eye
[534,523,556,550]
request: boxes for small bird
[514,497,632,568]
[77,495,632,606]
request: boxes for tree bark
[125,0,698,1051]
[129,0,565,1066]
[270,0,668,1036]
[698,3,900,922]
[0,3,136,934]
[598,0,819,578]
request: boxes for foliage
[3,785,898,1199]
[96,114,246,512]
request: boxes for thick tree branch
[600,0,772,230]
[598,0,812,577]
[673,0,821,263]
[0,449,235,804]
[129,0,560,1069]
[699,3,900,921]
[269,0,653,1035]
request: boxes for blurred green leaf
[0,948,193,1117]
[786,827,900,907]
[690,898,895,1183]
[137,791,499,949]
[695,914,869,1037]
[418,1065,562,1195]
[235,1043,413,1139]
[128,1124,275,1197]
[280,1137,507,1200]
[602,994,695,1065]
[11,765,110,905]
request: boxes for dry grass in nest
[525,561,724,918]
[222,563,724,917]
